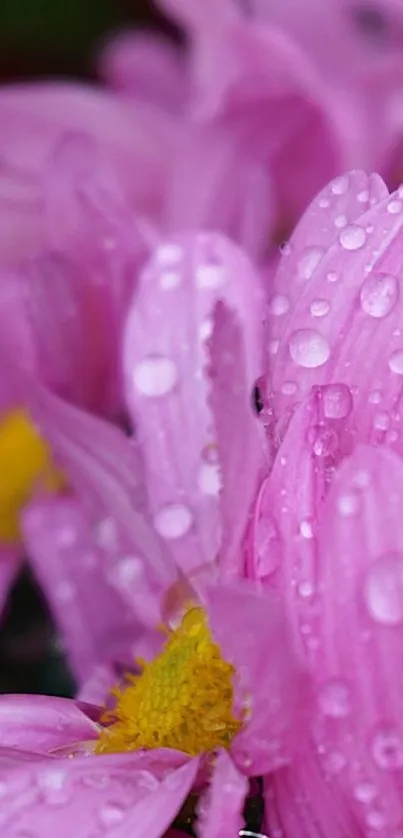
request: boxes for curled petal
[0,694,98,754]
[123,233,263,579]
[198,749,247,838]
[270,179,403,451]
[0,750,199,838]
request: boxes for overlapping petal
[123,233,263,579]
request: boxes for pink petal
[22,384,176,601]
[205,580,308,775]
[0,82,178,215]
[0,751,199,838]
[0,694,98,753]
[198,749,247,838]
[269,179,403,450]
[265,740,362,838]
[98,30,189,113]
[123,233,263,579]
[207,302,264,577]
[164,123,273,260]
[266,169,388,353]
[22,496,147,684]
[0,252,109,412]
[311,444,403,835]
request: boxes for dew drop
[99,803,126,827]
[154,503,193,540]
[159,269,181,290]
[255,516,281,578]
[114,556,143,587]
[353,780,377,803]
[369,390,383,404]
[199,318,213,342]
[321,750,347,775]
[323,383,353,419]
[339,225,367,250]
[268,294,290,316]
[298,580,314,598]
[289,329,330,368]
[196,262,225,289]
[299,520,314,539]
[198,462,221,496]
[268,339,280,356]
[366,809,387,830]
[373,411,390,431]
[389,350,403,375]
[331,175,349,194]
[281,381,297,396]
[318,197,330,208]
[357,190,369,203]
[334,214,348,228]
[318,679,352,718]
[297,246,324,280]
[365,552,403,626]
[309,425,338,457]
[310,299,330,317]
[326,270,339,283]
[338,492,359,516]
[360,273,399,318]
[133,355,178,397]
[156,243,183,265]
[279,241,292,256]
[387,199,402,214]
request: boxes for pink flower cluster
[1,1,403,836]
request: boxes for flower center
[0,409,62,542]
[96,607,242,756]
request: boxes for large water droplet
[365,552,403,626]
[99,803,126,827]
[372,726,403,769]
[389,350,403,375]
[198,462,221,496]
[289,329,330,368]
[310,299,330,317]
[154,503,193,539]
[323,384,353,419]
[353,780,377,803]
[387,199,402,214]
[360,273,399,318]
[339,225,367,250]
[331,175,349,194]
[297,247,324,280]
[318,679,352,718]
[268,294,289,316]
[309,424,338,457]
[133,355,178,397]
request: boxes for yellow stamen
[96,607,242,756]
[0,409,62,542]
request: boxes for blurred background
[0,0,171,699]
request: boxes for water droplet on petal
[299,520,314,539]
[331,175,349,194]
[199,318,213,342]
[268,340,280,356]
[268,294,290,316]
[297,247,324,280]
[369,390,383,404]
[360,273,399,318]
[318,679,352,718]
[338,492,359,516]
[198,462,221,496]
[366,809,387,830]
[280,241,292,256]
[365,553,403,626]
[353,780,377,803]
[255,516,281,578]
[387,199,402,214]
[133,355,178,397]
[281,381,297,396]
[298,580,314,598]
[339,225,367,250]
[196,262,225,289]
[156,243,183,265]
[326,271,339,283]
[323,384,353,419]
[389,350,403,375]
[154,503,193,540]
[334,214,348,228]
[99,803,126,827]
[373,411,390,431]
[160,269,181,290]
[357,190,369,203]
[309,425,338,457]
[289,329,330,368]
[310,299,330,317]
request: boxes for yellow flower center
[0,409,62,542]
[96,607,242,757]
